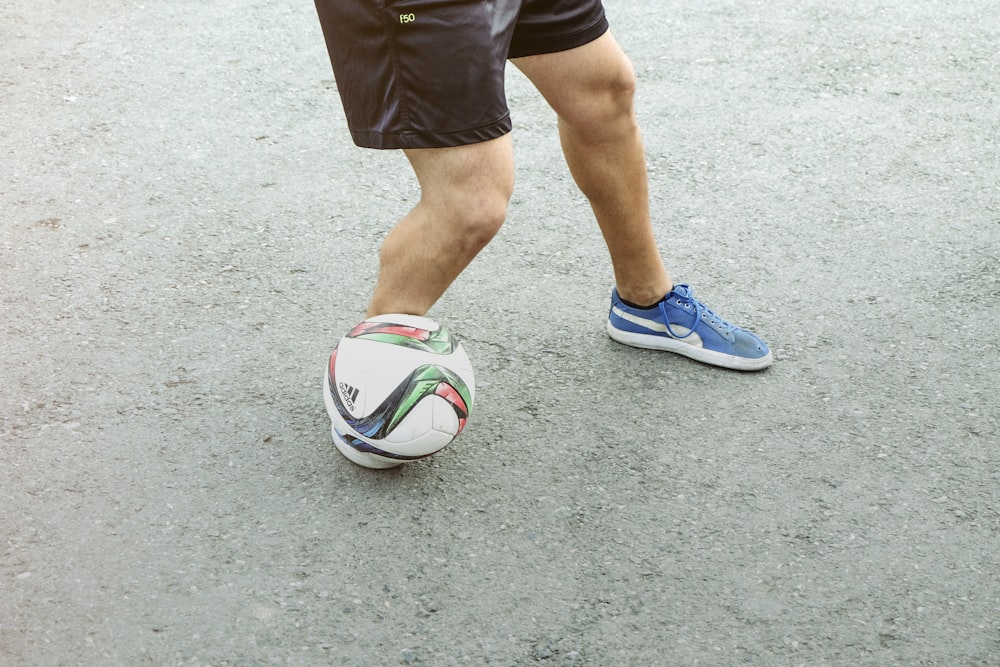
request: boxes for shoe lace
[660,285,738,339]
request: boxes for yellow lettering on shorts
[399,13,416,24]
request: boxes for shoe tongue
[670,284,693,299]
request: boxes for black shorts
[314,0,609,149]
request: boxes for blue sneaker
[607,284,773,371]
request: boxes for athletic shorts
[314,0,609,149]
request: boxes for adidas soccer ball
[323,314,475,469]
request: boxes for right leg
[367,135,515,317]
[313,0,518,317]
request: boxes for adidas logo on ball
[338,382,360,411]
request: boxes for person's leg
[367,134,515,317]
[512,31,671,308]
[314,0,519,317]
[513,31,772,370]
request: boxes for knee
[604,57,637,111]
[450,187,509,250]
[427,181,511,253]
[562,57,638,138]
[405,137,514,255]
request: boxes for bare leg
[367,135,515,317]
[513,32,672,307]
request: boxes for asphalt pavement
[2,1,998,665]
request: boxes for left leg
[512,31,671,307]
[513,31,773,371]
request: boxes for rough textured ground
[2,1,998,665]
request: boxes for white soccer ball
[323,314,476,469]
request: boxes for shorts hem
[508,16,610,59]
[350,115,513,150]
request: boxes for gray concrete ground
[2,1,998,665]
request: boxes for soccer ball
[323,314,475,469]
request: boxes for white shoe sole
[606,321,773,372]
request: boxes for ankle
[619,294,663,310]
[616,283,673,309]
